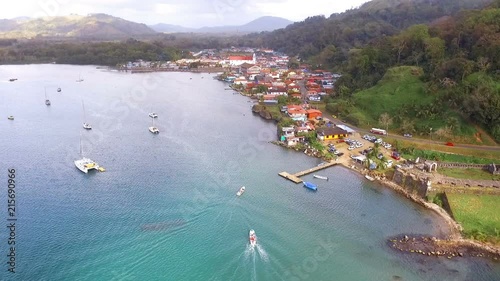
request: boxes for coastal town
[1,0,499,280]
[119,47,500,261]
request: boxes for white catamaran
[74,134,101,173]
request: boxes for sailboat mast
[82,100,86,122]
[79,132,83,157]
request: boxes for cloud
[1,0,371,27]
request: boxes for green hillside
[329,66,478,141]
[352,66,430,121]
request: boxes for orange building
[306,109,322,120]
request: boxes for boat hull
[249,229,256,246]
[313,175,328,180]
[149,127,160,134]
[365,175,375,181]
[303,181,318,191]
[236,186,245,196]
[74,158,99,173]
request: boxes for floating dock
[279,162,337,183]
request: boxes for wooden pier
[279,162,338,183]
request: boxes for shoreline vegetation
[230,83,500,262]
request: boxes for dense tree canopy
[0,39,187,66]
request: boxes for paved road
[329,117,500,152]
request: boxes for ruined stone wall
[437,162,488,170]
[392,169,430,198]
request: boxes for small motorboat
[7,116,14,120]
[83,123,92,130]
[236,186,245,196]
[149,126,160,134]
[303,181,318,191]
[365,175,375,181]
[249,229,257,247]
[45,99,51,106]
[149,112,158,118]
[57,87,62,92]
[8,78,17,82]
[313,175,328,180]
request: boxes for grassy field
[384,137,500,162]
[400,149,499,164]
[439,168,500,181]
[446,193,500,244]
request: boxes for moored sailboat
[45,87,51,106]
[82,100,92,130]
[74,133,101,173]
[149,116,159,134]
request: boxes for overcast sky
[2,0,371,27]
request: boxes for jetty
[279,162,337,183]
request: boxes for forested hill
[326,1,500,142]
[247,0,493,65]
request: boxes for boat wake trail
[255,244,269,262]
[244,244,269,263]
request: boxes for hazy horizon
[1,0,371,28]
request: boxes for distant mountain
[150,16,294,34]
[149,23,195,33]
[0,13,156,39]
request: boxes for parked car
[445,142,454,146]
[391,151,401,160]
[386,160,393,168]
[403,133,413,138]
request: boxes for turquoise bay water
[0,65,499,281]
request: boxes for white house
[228,54,256,66]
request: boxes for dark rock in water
[259,110,272,120]
[252,104,264,113]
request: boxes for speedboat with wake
[249,229,257,246]
[236,186,245,196]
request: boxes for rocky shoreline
[270,141,500,261]
[388,235,500,262]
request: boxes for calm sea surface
[0,65,499,281]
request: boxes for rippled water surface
[0,65,499,281]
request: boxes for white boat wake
[244,243,269,262]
